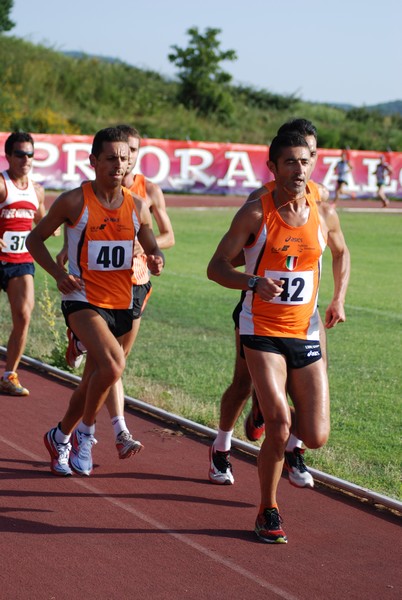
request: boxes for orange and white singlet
[62,182,140,309]
[129,174,149,285]
[240,191,327,340]
[0,171,39,264]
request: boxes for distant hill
[63,51,125,65]
[324,100,402,116]
[367,100,402,116]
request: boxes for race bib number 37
[264,270,314,305]
[2,230,28,253]
[88,240,133,271]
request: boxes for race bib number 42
[88,240,133,271]
[264,270,314,305]
[2,230,28,253]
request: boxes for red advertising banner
[1,133,401,198]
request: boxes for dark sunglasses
[13,150,34,158]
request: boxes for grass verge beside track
[1,207,400,500]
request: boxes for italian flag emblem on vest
[286,256,298,270]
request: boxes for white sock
[54,425,70,444]
[111,416,128,437]
[78,421,95,436]
[213,428,234,452]
[286,434,303,452]
[3,371,15,378]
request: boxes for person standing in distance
[207,132,350,543]
[0,132,47,396]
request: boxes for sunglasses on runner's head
[13,150,34,158]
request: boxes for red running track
[0,359,401,600]
[44,191,402,211]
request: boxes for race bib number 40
[2,230,28,253]
[88,240,133,271]
[264,270,314,305]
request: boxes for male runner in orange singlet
[209,119,329,488]
[27,127,164,477]
[60,125,175,460]
[207,132,350,542]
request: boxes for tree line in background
[0,24,401,151]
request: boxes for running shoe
[244,394,265,441]
[208,446,234,485]
[284,447,314,488]
[44,427,73,476]
[116,430,144,459]
[65,328,86,369]
[70,429,97,476]
[254,507,288,544]
[0,372,29,396]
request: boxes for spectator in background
[0,132,47,396]
[373,155,392,207]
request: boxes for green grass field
[1,208,401,500]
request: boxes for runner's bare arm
[26,189,84,292]
[145,179,175,249]
[135,197,164,276]
[207,200,283,301]
[319,203,351,328]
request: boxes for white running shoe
[116,430,144,459]
[208,446,234,485]
[70,429,97,476]
[284,448,314,488]
[44,427,72,476]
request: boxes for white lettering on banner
[138,146,170,184]
[217,151,261,188]
[174,149,215,187]
[34,142,59,168]
[28,142,60,182]
[321,157,359,192]
[62,143,93,182]
[322,157,340,190]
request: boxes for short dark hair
[277,118,317,141]
[91,127,129,157]
[5,131,34,156]
[269,132,310,165]
[115,124,141,141]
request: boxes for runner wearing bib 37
[0,132,47,396]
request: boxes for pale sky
[7,0,401,107]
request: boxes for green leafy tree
[168,27,237,118]
[0,0,15,33]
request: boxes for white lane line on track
[1,436,299,600]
